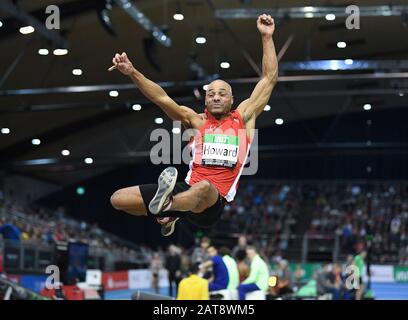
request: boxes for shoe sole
[161,218,179,237]
[149,167,178,215]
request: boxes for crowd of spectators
[220,182,301,263]
[215,181,408,265]
[306,183,408,265]
[0,197,153,265]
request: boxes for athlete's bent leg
[110,186,148,216]
[170,180,219,213]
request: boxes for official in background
[177,263,209,300]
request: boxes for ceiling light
[61,149,70,156]
[1,128,10,135]
[38,49,49,56]
[155,117,164,124]
[132,104,142,111]
[109,90,119,97]
[53,49,68,56]
[84,157,93,164]
[72,69,83,76]
[325,14,336,21]
[32,138,41,145]
[264,105,271,111]
[275,118,284,125]
[195,37,206,44]
[173,13,184,21]
[19,26,35,34]
[337,41,347,49]
[220,62,230,69]
[363,104,372,111]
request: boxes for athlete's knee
[191,205,206,214]
[195,180,212,193]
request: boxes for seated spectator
[269,259,293,297]
[238,245,269,300]
[293,264,306,289]
[235,249,249,282]
[316,264,343,300]
[295,270,318,299]
[316,264,331,297]
[219,247,239,290]
[200,246,229,292]
[0,223,21,242]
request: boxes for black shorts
[139,181,224,228]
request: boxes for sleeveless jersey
[185,109,250,202]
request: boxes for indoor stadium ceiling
[0,0,407,185]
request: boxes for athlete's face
[205,80,233,117]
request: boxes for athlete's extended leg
[110,186,148,216]
[111,182,182,237]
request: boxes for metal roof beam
[1,71,408,97]
[112,0,171,47]
[215,6,408,19]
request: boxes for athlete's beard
[208,104,231,119]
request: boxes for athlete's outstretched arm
[237,14,278,122]
[109,52,198,127]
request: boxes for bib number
[202,134,239,168]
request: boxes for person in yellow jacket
[177,263,209,300]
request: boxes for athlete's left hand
[257,14,275,37]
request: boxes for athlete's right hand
[108,52,134,75]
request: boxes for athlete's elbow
[110,191,123,210]
[152,94,169,107]
[264,71,278,84]
[272,70,278,84]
